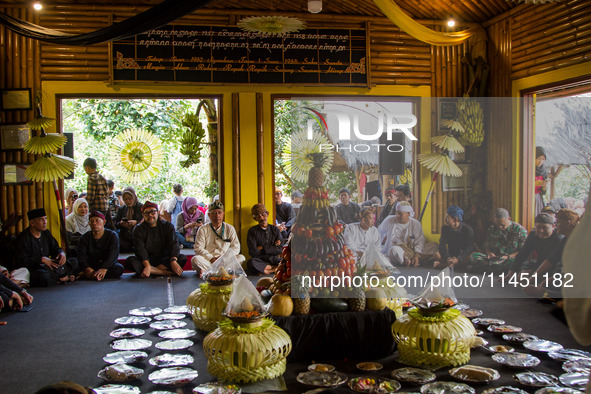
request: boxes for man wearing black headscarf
[432,205,475,269]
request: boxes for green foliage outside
[274,100,357,203]
[553,165,590,201]
[62,98,214,204]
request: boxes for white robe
[342,223,381,255]
[191,222,244,273]
[379,217,426,264]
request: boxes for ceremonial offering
[488,325,522,333]
[109,328,145,339]
[187,282,233,332]
[535,387,585,394]
[202,251,246,286]
[356,362,383,371]
[155,339,194,351]
[93,385,141,394]
[391,368,436,385]
[420,381,475,394]
[563,358,591,373]
[487,345,514,353]
[308,364,335,372]
[164,305,190,314]
[150,320,187,330]
[558,372,589,390]
[114,316,151,325]
[502,333,539,343]
[103,350,148,364]
[149,353,194,367]
[296,371,348,388]
[523,340,563,352]
[98,363,143,382]
[482,387,527,394]
[192,382,241,394]
[158,329,197,339]
[548,348,591,361]
[153,313,185,321]
[128,307,162,316]
[148,367,199,386]
[472,318,505,326]
[513,372,559,387]
[348,376,401,393]
[222,276,267,324]
[492,352,541,368]
[461,309,483,319]
[449,365,500,384]
[111,338,152,351]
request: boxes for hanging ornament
[109,128,164,184]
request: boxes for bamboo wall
[1,2,590,236]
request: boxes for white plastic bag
[223,276,266,319]
[202,250,246,284]
[360,242,399,275]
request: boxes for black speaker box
[378,132,405,175]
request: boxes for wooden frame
[0,123,31,150]
[0,88,32,111]
[442,163,472,191]
[2,163,32,185]
[438,98,458,131]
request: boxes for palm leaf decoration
[282,130,333,183]
[25,153,76,182]
[109,128,164,184]
[440,119,465,133]
[431,134,465,153]
[24,133,67,155]
[26,116,56,131]
[417,153,463,177]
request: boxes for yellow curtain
[372,0,484,46]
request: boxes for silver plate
[391,368,436,384]
[93,385,141,394]
[482,386,528,394]
[488,325,523,333]
[502,333,539,343]
[487,345,515,353]
[296,371,348,388]
[535,386,585,394]
[149,353,194,367]
[164,305,190,314]
[103,350,148,364]
[449,365,500,384]
[114,316,152,325]
[148,367,199,386]
[559,372,589,390]
[111,338,152,351]
[98,363,144,382]
[473,318,505,326]
[523,340,563,352]
[110,328,145,339]
[154,313,186,321]
[563,358,591,373]
[548,348,591,361]
[155,339,194,350]
[461,309,483,319]
[158,329,197,339]
[513,372,559,387]
[150,320,188,330]
[129,307,162,316]
[420,381,475,394]
[492,352,541,368]
[453,303,470,311]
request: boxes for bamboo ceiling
[3,0,520,23]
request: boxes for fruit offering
[348,377,401,393]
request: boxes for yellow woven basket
[392,308,476,370]
[203,318,292,383]
[186,283,232,332]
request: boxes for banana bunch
[398,168,413,186]
[25,153,76,182]
[456,98,484,147]
[303,198,330,209]
[179,113,207,168]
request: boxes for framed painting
[0,124,31,150]
[0,88,32,110]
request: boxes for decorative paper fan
[25,153,76,182]
[109,128,164,184]
[431,134,465,153]
[418,153,463,177]
[26,116,56,131]
[24,133,67,155]
[282,130,333,183]
[238,16,306,34]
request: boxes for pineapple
[293,296,311,315]
[291,275,311,315]
[307,152,328,187]
[347,286,366,312]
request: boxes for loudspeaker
[378,132,405,175]
[63,132,74,180]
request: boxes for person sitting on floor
[377,187,397,226]
[468,208,528,272]
[106,179,120,228]
[126,201,186,278]
[65,197,90,254]
[192,201,245,276]
[432,205,475,269]
[275,189,296,239]
[175,197,204,249]
[394,184,412,215]
[77,211,123,281]
[343,207,381,260]
[541,205,557,223]
[246,203,283,275]
[504,212,564,280]
[0,273,33,311]
[114,186,143,253]
[15,208,79,286]
[379,202,430,267]
[336,187,361,225]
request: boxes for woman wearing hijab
[175,197,204,248]
[65,198,90,254]
[535,146,549,217]
[114,186,143,252]
[64,188,78,216]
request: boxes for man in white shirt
[342,208,381,258]
[191,201,245,276]
[380,202,427,267]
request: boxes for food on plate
[348,377,401,393]
[449,365,500,383]
[357,362,383,371]
[488,345,514,353]
[308,363,335,372]
[391,367,436,384]
[99,363,143,381]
